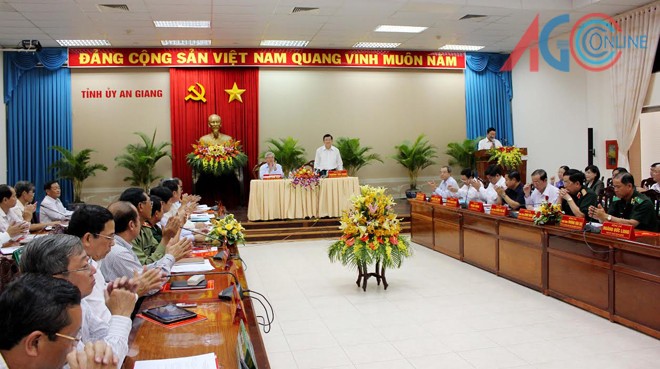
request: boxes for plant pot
[405,189,419,198]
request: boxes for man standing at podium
[477,127,503,150]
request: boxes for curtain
[169,68,259,195]
[4,50,72,206]
[610,3,660,169]
[465,53,514,145]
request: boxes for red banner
[415,192,427,201]
[468,201,484,213]
[559,215,586,230]
[430,195,443,204]
[601,222,635,240]
[68,48,465,69]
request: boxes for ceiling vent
[97,4,130,12]
[291,7,320,15]
[459,14,487,20]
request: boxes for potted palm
[49,146,108,204]
[445,138,480,171]
[115,130,171,191]
[335,137,383,177]
[392,134,437,198]
[263,137,307,175]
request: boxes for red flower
[376,236,383,244]
[536,212,541,217]
[389,235,399,245]
[360,234,369,242]
[345,237,355,247]
[545,196,549,201]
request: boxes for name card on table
[601,222,635,240]
[415,192,427,201]
[490,204,509,216]
[445,198,460,208]
[468,201,484,212]
[327,170,347,178]
[430,195,443,204]
[517,209,536,222]
[262,174,283,180]
[559,215,586,230]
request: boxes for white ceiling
[0,0,654,52]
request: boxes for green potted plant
[392,134,437,197]
[115,130,171,191]
[335,137,383,177]
[49,146,108,204]
[445,138,480,171]
[263,137,307,175]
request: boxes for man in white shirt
[450,168,482,202]
[472,164,506,204]
[641,162,659,193]
[0,185,29,246]
[428,166,459,199]
[524,169,560,209]
[477,127,503,150]
[19,234,136,368]
[314,134,343,175]
[39,180,73,223]
[259,151,285,179]
[12,181,60,232]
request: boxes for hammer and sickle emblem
[185,82,206,102]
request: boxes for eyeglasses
[93,233,115,241]
[53,257,93,276]
[55,332,82,346]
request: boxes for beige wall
[259,68,466,195]
[71,68,171,204]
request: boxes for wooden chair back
[598,186,616,212]
[252,161,266,179]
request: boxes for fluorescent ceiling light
[353,42,400,49]
[56,39,111,47]
[375,25,427,33]
[260,40,309,47]
[161,39,211,46]
[439,44,484,51]
[154,20,210,28]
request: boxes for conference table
[409,199,660,339]
[247,177,360,221]
[121,250,270,369]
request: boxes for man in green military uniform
[557,169,598,220]
[589,173,658,232]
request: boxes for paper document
[134,352,217,369]
[171,259,215,273]
[0,245,22,255]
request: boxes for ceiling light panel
[439,44,484,51]
[56,39,111,46]
[374,25,427,33]
[260,40,309,47]
[153,20,210,28]
[161,39,211,46]
[353,42,401,49]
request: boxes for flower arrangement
[186,140,248,176]
[290,166,320,190]
[328,185,412,268]
[488,146,523,170]
[207,213,245,245]
[533,197,563,225]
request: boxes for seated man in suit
[471,164,506,204]
[259,152,285,179]
[427,166,459,199]
[40,180,73,222]
[524,169,559,209]
[0,274,116,369]
[589,173,658,232]
[556,169,598,219]
[477,127,503,150]
[19,234,136,367]
[495,171,525,210]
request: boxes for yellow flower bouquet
[328,185,411,269]
[207,213,245,245]
[187,140,248,176]
[533,197,563,225]
[488,146,523,170]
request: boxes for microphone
[165,270,246,299]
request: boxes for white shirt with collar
[10,200,24,221]
[86,259,112,324]
[434,177,459,199]
[0,352,8,369]
[314,145,343,171]
[79,298,131,369]
[651,183,659,193]
[457,184,482,202]
[259,163,284,179]
[0,208,26,241]
[478,176,506,204]
[477,138,503,150]
[39,195,72,222]
[525,183,560,209]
